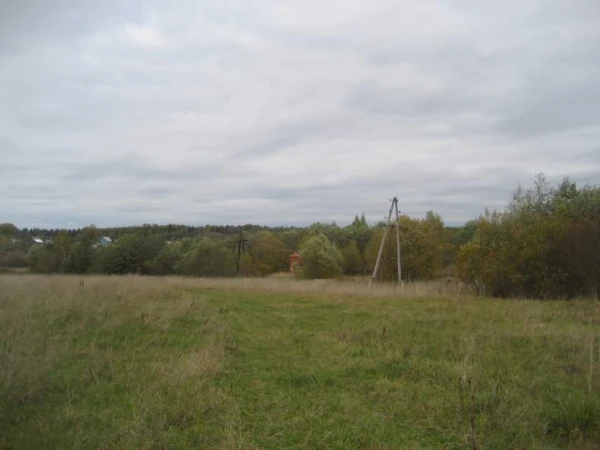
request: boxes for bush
[28,246,60,273]
[299,234,342,279]
[456,176,600,298]
[0,249,28,268]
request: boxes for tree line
[0,213,448,281]
[1,174,598,298]
[456,175,600,299]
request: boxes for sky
[1,0,599,229]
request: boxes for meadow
[1,275,599,449]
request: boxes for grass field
[1,275,600,449]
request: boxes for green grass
[1,275,600,449]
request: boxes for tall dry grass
[0,274,238,449]
[1,273,473,301]
[197,275,475,299]
[2,274,599,449]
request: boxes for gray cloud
[1,0,599,228]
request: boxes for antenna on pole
[369,197,402,287]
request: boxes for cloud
[1,0,599,228]
[122,24,168,49]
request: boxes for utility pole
[369,197,402,287]
[395,197,402,285]
[236,230,248,276]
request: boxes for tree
[66,226,98,273]
[299,234,342,279]
[558,219,600,299]
[347,213,372,254]
[281,229,304,252]
[455,220,478,246]
[91,234,165,274]
[341,239,364,275]
[456,175,600,299]
[150,240,188,275]
[250,231,289,275]
[0,223,18,237]
[0,236,12,252]
[52,231,71,273]
[352,213,368,228]
[0,249,28,268]
[238,252,256,276]
[28,245,60,273]
[0,230,27,268]
[179,238,236,277]
[365,214,445,282]
[364,228,397,281]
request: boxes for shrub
[299,234,342,279]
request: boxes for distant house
[32,237,44,245]
[289,252,301,272]
[98,236,113,247]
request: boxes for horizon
[5,215,466,232]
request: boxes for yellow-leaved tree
[365,212,446,282]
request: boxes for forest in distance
[1,174,599,300]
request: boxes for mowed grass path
[2,276,600,449]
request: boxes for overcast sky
[1,0,599,228]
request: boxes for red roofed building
[289,252,301,272]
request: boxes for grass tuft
[544,393,600,442]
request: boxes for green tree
[365,214,445,282]
[5,251,27,268]
[150,240,189,275]
[179,238,236,277]
[0,236,12,252]
[0,223,18,237]
[457,175,600,298]
[455,220,478,247]
[250,231,289,275]
[281,229,304,252]
[52,231,71,273]
[347,213,372,254]
[91,234,164,274]
[341,239,364,275]
[364,228,397,281]
[558,219,600,299]
[299,234,342,279]
[238,252,256,276]
[28,245,60,273]
[66,226,98,273]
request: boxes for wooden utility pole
[395,197,402,284]
[369,197,402,287]
[236,230,248,276]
